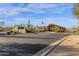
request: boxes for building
[12,26,26,33]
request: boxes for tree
[74,4,79,27]
[74,4,79,16]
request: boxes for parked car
[0,31,17,35]
[0,31,7,35]
[7,31,17,35]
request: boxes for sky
[0,3,78,28]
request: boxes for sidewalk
[47,35,79,56]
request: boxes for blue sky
[0,3,78,28]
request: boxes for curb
[33,35,70,56]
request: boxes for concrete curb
[33,35,70,56]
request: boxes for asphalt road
[0,32,70,56]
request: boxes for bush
[73,31,79,35]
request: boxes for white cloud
[0,3,72,18]
[25,4,58,13]
[0,3,74,28]
[25,3,71,14]
[0,3,67,17]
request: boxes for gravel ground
[48,35,79,56]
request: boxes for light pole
[41,20,44,31]
[27,20,31,32]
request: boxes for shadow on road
[0,43,48,56]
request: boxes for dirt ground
[48,35,79,56]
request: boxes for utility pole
[41,21,44,25]
[27,20,31,30]
[41,20,44,31]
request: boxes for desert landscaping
[47,35,79,56]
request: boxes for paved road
[0,32,70,56]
